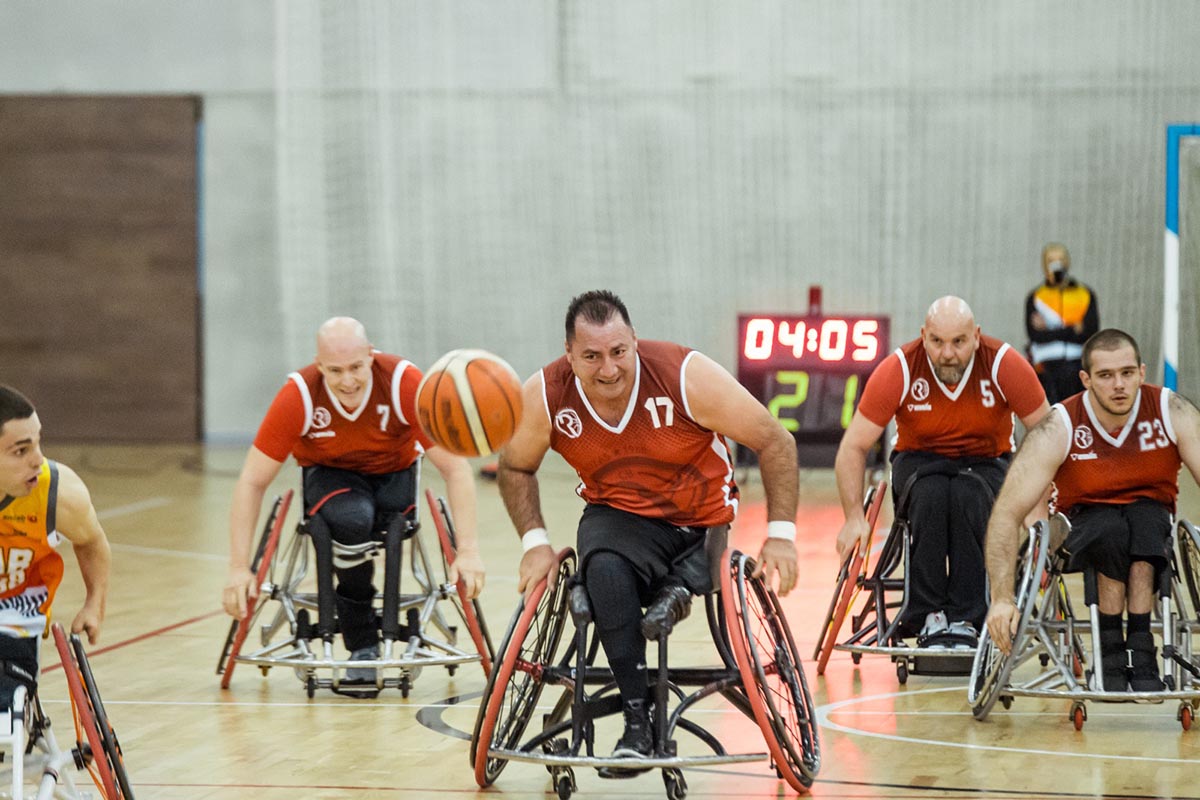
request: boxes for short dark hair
[1081,328,1141,373]
[564,290,631,342]
[0,386,35,431]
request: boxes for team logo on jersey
[554,408,583,439]
[312,407,332,430]
[911,378,930,402]
[1073,425,1094,450]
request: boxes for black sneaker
[640,585,693,641]
[612,699,653,758]
[1097,649,1129,693]
[1127,632,1165,692]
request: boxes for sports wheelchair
[815,463,996,683]
[469,534,819,799]
[969,514,1200,730]
[0,624,132,799]
[217,482,493,698]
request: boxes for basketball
[416,349,524,457]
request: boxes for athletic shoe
[345,645,378,683]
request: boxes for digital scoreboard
[736,311,890,467]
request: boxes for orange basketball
[416,349,524,457]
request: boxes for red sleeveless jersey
[857,334,1045,457]
[542,340,738,527]
[1050,384,1181,514]
[253,352,433,474]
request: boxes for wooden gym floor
[36,443,1200,799]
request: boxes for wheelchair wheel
[219,490,293,689]
[470,549,575,787]
[53,624,131,799]
[968,521,1050,720]
[814,480,887,674]
[425,489,495,677]
[1177,520,1200,621]
[722,550,819,792]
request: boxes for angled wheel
[723,550,819,793]
[1177,520,1200,621]
[219,490,293,689]
[814,480,887,674]
[426,488,495,677]
[54,623,133,798]
[470,549,575,787]
[968,520,1050,720]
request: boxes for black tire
[470,550,575,786]
[968,521,1050,720]
[723,551,819,791]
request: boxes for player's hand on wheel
[754,538,798,596]
[222,568,258,619]
[517,545,557,603]
[986,598,1020,656]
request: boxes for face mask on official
[1047,260,1067,285]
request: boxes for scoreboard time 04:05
[735,313,890,464]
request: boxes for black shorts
[576,504,713,598]
[0,635,39,710]
[1064,500,1172,581]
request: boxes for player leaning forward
[497,289,800,759]
[986,329,1200,691]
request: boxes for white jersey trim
[575,353,641,434]
[1161,388,1177,444]
[324,371,373,423]
[1051,403,1073,462]
[894,349,911,403]
[679,350,697,420]
[991,343,1011,404]
[1083,389,1140,448]
[391,360,413,426]
[538,369,551,422]
[709,433,739,515]
[288,372,314,437]
[928,352,974,401]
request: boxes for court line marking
[818,686,1198,765]
[96,497,171,520]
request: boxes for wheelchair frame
[815,472,984,684]
[969,515,1200,730]
[0,624,133,799]
[469,547,819,799]
[217,485,494,698]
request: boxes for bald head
[317,317,369,361]
[924,296,975,328]
[315,317,374,408]
[921,296,980,385]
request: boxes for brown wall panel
[0,96,200,441]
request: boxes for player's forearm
[442,463,480,553]
[833,443,868,520]
[756,432,799,522]
[985,506,1022,602]
[228,479,267,570]
[497,464,546,536]
[72,537,111,615]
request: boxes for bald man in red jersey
[222,317,483,682]
[835,297,1049,646]
[985,330,1200,692]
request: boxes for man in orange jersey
[221,317,483,679]
[986,330,1200,692]
[835,297,1050,647]
[0,385,111,694]
[498,290,798,761]
[1025,243,1099,403]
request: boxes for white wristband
[766,521,797,542]
[521,527,551,552]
